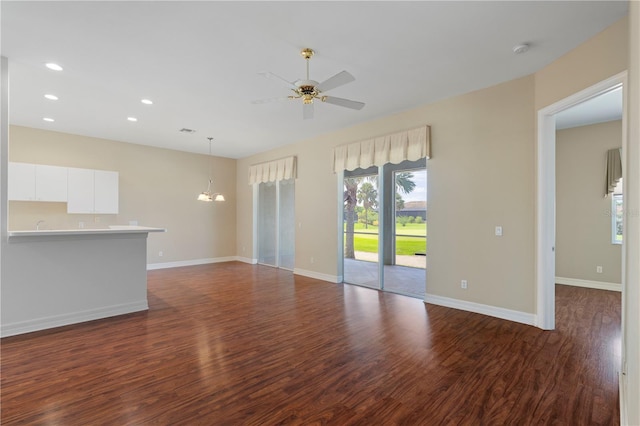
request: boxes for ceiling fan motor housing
[294,80,320,103]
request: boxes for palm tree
[343,177,361,259]
[395,171,416,195]
[357,182,378,229]
[395,192,405,211]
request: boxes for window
[611,179,623,245]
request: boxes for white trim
[336,170,344,281]
[424,293,536,326]
[536,71,627,331]
[147,256,237,270]
[294,268,341,283]
[620,371,628,426]
[0,300,148,338]
[236,256,258,265]
[556,277,622,292]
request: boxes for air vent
[179,128,196,134]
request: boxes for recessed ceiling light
[45,63,63,71]
[141,99,153,105]
[43,117,55,122]
[127,117,138,122]
[44,94,59,101]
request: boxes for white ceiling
[555,86,623,130]
[1,1,628,159]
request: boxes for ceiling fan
[253,48,365,119]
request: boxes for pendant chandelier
[197,137,225,202]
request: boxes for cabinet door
[8,162,36,201]
[94,170,119,214]
[36,165,67,202]
[67,168,95,213]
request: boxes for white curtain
[249,156,297,184]
[333,126,430,172]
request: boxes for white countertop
[8,225,166,237]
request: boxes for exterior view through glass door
[343,168,379,288]
[342,160,426,298]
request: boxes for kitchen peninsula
[2,226,164,337]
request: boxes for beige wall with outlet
[237,74,536,313]
[237,16,629,316]
[8,126,237,264]
[556,120,622,284]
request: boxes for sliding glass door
[257,179,295,270]
[341,160,426,298]
[343,168,379,288]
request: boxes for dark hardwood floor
[1,263,621,425]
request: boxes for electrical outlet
[596,266,603,273]
[78,221,84,229]
[495,226,503,236]
[159,251,163,257]
[461,279,468,289]
[310,257,315,264]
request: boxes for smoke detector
[512,44,530,54]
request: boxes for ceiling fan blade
[316,70,355,92]
[322,96,365,110]
[251,96,290,104]
[303,103,314,120]
[258,71,297,90]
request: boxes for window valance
[333,126,431,172]
[605,147,622,197]
[248,156,297,184]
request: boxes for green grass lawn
[346,222,426,255]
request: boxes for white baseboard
[294,268,341,283]
[619,371,628,426]
[555,276,622,292]
[235,256,258,265]
[424,293,536,326]
[1,300,149,338]
[147,256,238,270]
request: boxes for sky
[402,169,426,202]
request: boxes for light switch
[495,226,503,236]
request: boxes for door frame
[536,71,627,330]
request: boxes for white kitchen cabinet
[8,162,67,202]
[67,168,119,214]
[94,170,119,214]
[36,165,67,201]
[8,162,36,201]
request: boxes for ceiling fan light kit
[254,48,365,119]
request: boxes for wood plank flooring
[1,263,621,425]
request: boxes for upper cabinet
[9,162,119,214]
[8,162,67,202]
[67,168,119,214]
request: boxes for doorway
[536,72,627,330]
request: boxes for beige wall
[237,75,536,313]
[534,17,628,110]
[8,126,237,264]
[556,121,622,284]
